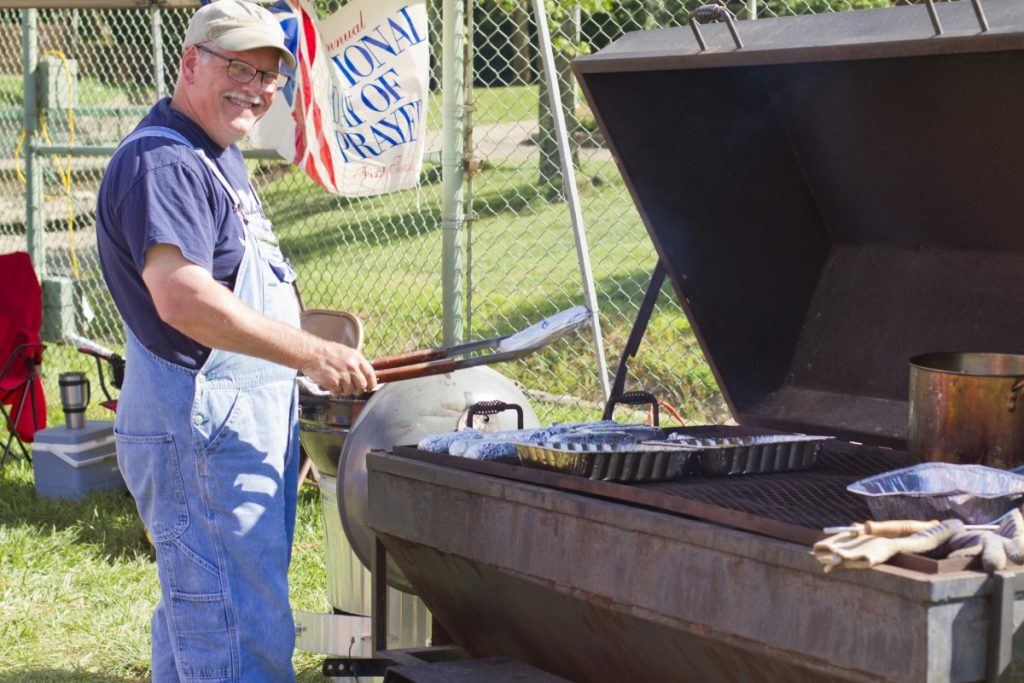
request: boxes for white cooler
[31,421,124,499]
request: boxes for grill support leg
[373,535,389,655]
[988,571,1022,683]
[603,261,666,421]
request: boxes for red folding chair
[0,252,46,467]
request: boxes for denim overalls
[113,126,301,682]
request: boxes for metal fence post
[152,5,165,100]
[441,0,466,346]
[463,0,476,337]
[22,8,43,275]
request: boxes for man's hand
[300,341,377,396]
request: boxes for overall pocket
[169,583,234,681]
[267,257,296,284]
[263,255,300,325]
[193,388,242,457]
[114,430,189,542]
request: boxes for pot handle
[606,390,660,426]
[467,400,525,430]
[1008,379,1024,412]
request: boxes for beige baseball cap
[183,0,296,71]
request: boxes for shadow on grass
[277,207,441,270]
[469,177,548,217]
[0,671,148,682]
[473,265,727,419]
[256,165,442,220]
[270,172,556,269]
[0,460,153,564]
[469,266,664,336]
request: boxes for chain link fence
[1,0,896,428]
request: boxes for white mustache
[225,90,265,109]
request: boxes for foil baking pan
[668,431,832,476]
[848,463,1024,524]
[515,442,691,482]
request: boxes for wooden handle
[861,520,940,537]
[375,358,459,383]
[372,348,447,370]
[897,520,963,554]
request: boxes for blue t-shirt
[96,98,252,369]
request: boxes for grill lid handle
[922,0,989,35]
[688,3,743,52]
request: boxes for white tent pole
[530,0,611,401]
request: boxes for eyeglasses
[196,45,290,90]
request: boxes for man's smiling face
[179,43,280,148]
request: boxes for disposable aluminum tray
[673,434,833,476]
[848,463,1024,524]
[515,442,691,482]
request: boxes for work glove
[947,508,1024,572]
[812,519,964,573]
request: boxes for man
[95,1,376,679]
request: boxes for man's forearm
[142,243,376,394]
[143,249,322,368]
[164,275,324,370]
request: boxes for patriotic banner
[250,0,429,196]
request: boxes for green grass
[469,84,539,125]
[425,84,539,126]
[3,363,331,681]
[258,150,724,425]
[0,74,536,123]
[2,83,724,679]
[0,458,332,682]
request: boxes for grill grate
[393,441,968,573]
[400,440,909,535]
[638,443,907,529]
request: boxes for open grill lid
[574,0,1024,448]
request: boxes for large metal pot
[298,395,364,478]
[908,352,1024,469]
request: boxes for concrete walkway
[425,119,612,166]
